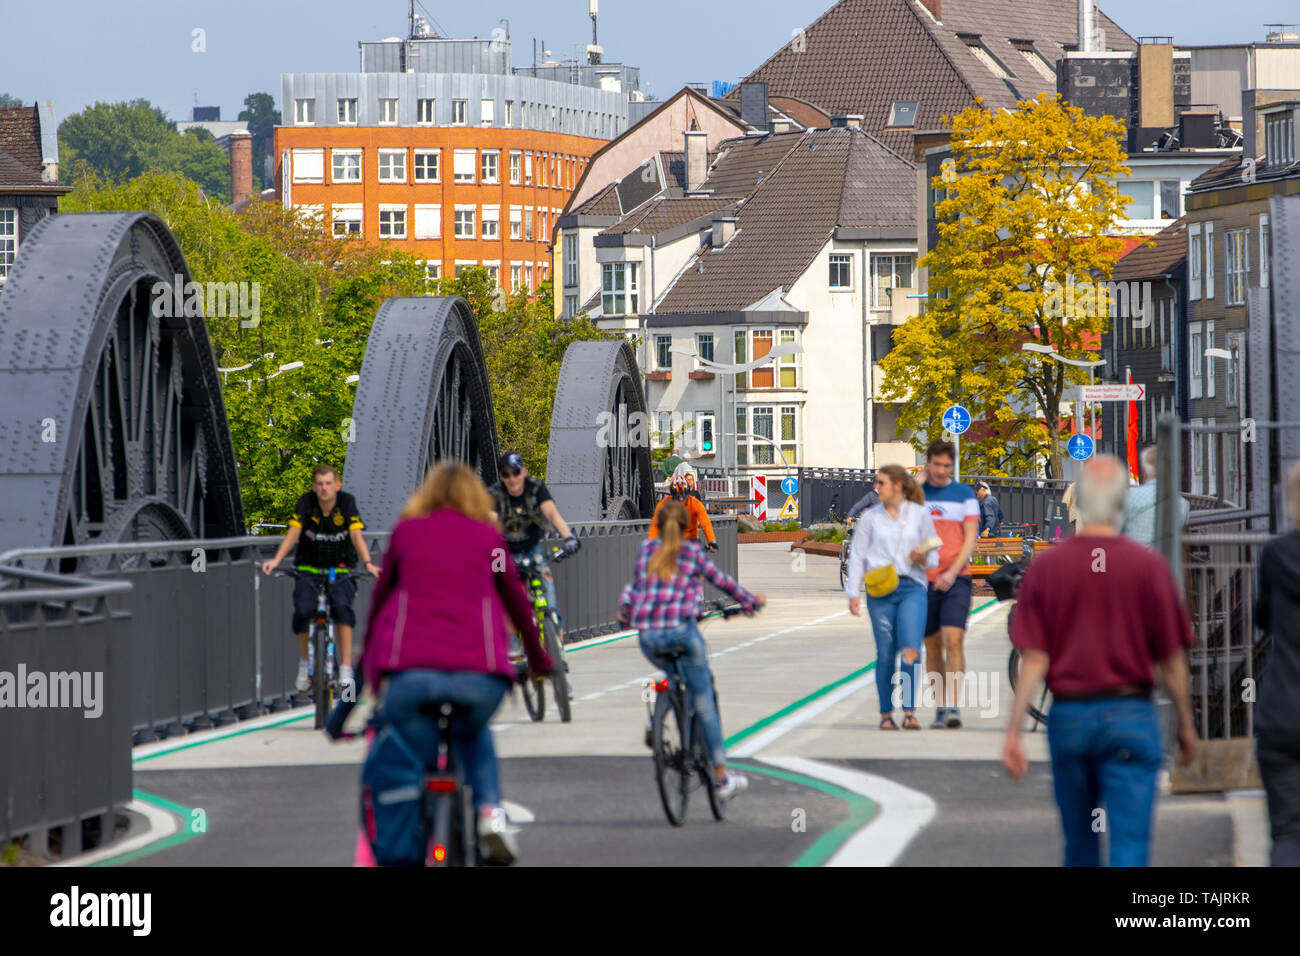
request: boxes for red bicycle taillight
[426,777,457,793]
[654,679,669,693]
[431,844,447,862]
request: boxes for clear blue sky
[2,0,1297,125]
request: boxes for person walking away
[975,481,1003,538]
[359,462,553,865]
[919,441,980,728]
[1003,455,1197,867]
[845,465,940,729]
[1255,461,1300,866]
[1120,445,1190,548]
[619,500,764,797]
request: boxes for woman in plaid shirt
[618,500,764,799]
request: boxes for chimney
[829,114,864,129]
[229,130,253,206]
[1078,0,1095,52]
[1134,40,1174,149]
[684,130,708,192]
[771,118,796,133]
[739,82,769,132]
[711,216,737,247]
[919,0,941,20]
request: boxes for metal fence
[963,475,1069,536]
[0,565,133,852]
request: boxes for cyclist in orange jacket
[649,476,718,551]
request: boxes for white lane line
[53,799,179,867]
[760,755,936,867]
[728,672,877,758]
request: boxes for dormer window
[1264,107,1297,166]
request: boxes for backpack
[360,723,427,865]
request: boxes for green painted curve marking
[91,790,202,867]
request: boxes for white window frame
[455,260,478,278]
[481,205,500,240]
[525,151,533,185]
[291,148,324,183]
[377,148,406,183]
[1225,331,1243,408]
[777,328,800,389]
[872,253,915,309]
[509,206,523,239]
[454,205,476,239]
[829,253,853,290]
[330,203,362,238]
[511,264,523,292]
[331,148,362,183]
[294,98,315,125]
[1225,228,1249,306]
[563,233,578,287]
[510,150,522,184]
[1188,225,1203,300]
[378,204,407,239]
[525,207,533,241]
[0,207,18,280]
[424,260,441,286]
[654,334,672,369]
[336,98,357,124]
[413,149,440,182]
[505,101,514,127]
[1204,221,1216,300]
[416,98,436,124]
[1261,214,1271,288]
[414,204,441,240]
[480,149,500,184]
[1191,418,1205,494]
[452,99,467,125]
[378,98,399,125]
[525,263,534,290]
[481,99,495,126]
[778,404,800,465]
[483,260,501,286]
[695,333,714,366]
[453,149,476,184]
[1189,323,1203,400]
[1206,320,1216,399]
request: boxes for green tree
[59,100,231,202]
[0,93,24,107]
[879,94,1131,478]
[237,92,280,179]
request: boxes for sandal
[902,713,921,730]
[879,715,899,730]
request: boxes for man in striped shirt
[920,440,980,728]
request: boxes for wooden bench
[968,537,1031,578]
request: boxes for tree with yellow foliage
[879,93,1132,478]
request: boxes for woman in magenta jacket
[360,461,552,864]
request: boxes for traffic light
[701,418,714,452]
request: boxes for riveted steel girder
[0,212,244,554]
[343,296,499,532]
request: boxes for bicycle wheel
[544,612,571,723]
[651,690,689,826]
[312,624,330,729]
[839,542,849,591]
[1007,645,1051,726]
[697,703,725,821]
[520,669,543,722]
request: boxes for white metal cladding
[282,72,627,134]
[1271,194,1300,498]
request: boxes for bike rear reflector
[432,845,447,863]
[426,778,457,793]
[654,679,669,693]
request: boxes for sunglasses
[501,469,521,478]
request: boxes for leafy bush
[761,519,802,532]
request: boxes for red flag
[1126,368,1139,483]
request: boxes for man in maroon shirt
[1003,455,1198,866]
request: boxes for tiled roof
[701,132,804,196]
[600,197,740,237]
[654,126,917,314]
[572,181,623,217]
[728,0,1134,156]
[0,106,47,188]
[1189,156,1243,189]
[1113,220,1186,279]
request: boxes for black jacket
[1256,530,1300,745]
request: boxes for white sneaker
[715,770,749,800]
[295,659,311,693]
[477,806,518,865]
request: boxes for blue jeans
[380,670,511,810]
[638,621,725,767]
[866,577,927,713]
[1047,697,1163,866]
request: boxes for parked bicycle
[509,546,573,723]
[643,599,758,826]
[990,557,1051,730]
[838,515,857,591]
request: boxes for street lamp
[1021,343,1106,471]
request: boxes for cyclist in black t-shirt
[261,465,381,693]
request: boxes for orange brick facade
[273,125,604,287]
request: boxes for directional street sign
[1080,383,1145,402]
[942,404,971,435]
[781,476,799,496]
[1067,433,1095,461]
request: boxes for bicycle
[991,558,1051,730]
[279,566,350,730]
[508,547,574,724]
[838,516,857,591]
[642,599,760,826]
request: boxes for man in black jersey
[261,465,380,692]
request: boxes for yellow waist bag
[863,563,899,598]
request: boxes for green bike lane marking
[91,791,202,867]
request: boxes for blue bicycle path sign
[942,405,971,435]
[1067,433,1095,461]
[781,476,799,496]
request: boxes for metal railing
[0,565,133,852]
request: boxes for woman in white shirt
[845,464,941,729]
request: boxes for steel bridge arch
[0,212,244,556]
[342,296,499,532]
[546,340,654,522]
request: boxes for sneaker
[477,806,518,865]
[929,708,948,729]
[715,770,749,800]
[339,666,355,698]
[295,659,311,693]
[945,708,963,729]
